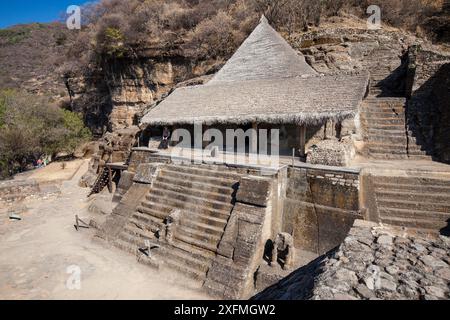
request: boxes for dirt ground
[0,160,210,300]
[14,159,86,183]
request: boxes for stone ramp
[370,174,450,235]
[360,97,431,160]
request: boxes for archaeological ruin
[70,16,450,300]
[3,11,449,301]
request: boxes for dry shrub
[185,11,246,59]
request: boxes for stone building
[89,15,450,301]
[140,16,369,160]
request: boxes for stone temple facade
[85,16,450,300]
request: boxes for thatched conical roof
[141,17,369,127]
[207,16,317,85]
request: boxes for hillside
[0,23,75,101]
[0,0,448,135]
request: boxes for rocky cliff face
[65,52,221,136]
[407,47,450,163]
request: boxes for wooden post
[299,125,306,159]
[251,122,258,154]
[108,166,113,193]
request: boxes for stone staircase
[364,44,405,98]
[372,174,450,234]
[113,163,241,285]
[360,97,431,160]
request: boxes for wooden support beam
[299,125,306,159]
[107,167,113,193]
[251,122,258,154]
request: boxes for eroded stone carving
[271,233,295,270]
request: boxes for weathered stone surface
[236,176,271,207]
[377,235,394,246]
[255,220,450,300]
[284,166,360,254]
[133,164,159,184]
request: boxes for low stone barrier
[0,179,60,205]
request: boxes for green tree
[0,90,92,179]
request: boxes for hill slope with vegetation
[0,0,447,178]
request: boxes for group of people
[35,158,48,168]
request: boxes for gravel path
[0,160,209,300]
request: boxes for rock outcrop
[254,220,450,300]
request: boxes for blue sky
[0,0,93,29]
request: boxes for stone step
[170,237,217,259]
[178,218,225,238]
[366,123,405,131]
[176,224,222,245]
[364,97,406,104]
[362,118,405,126]
[368,154,407,160]
[366,136,423,149]
[377,198,450,213]
[380,216,449,231]
[175,231,219,253]
[136,205,169,220]
[124,222,158,238]
[367,134,408,144]
[160,169,238,188]
[119,225,155,244]
[379,207,450,221]
[156,175,235,196]
[368,153,431,160]
[367,143,427,155]
[159,253,207,283]
[140,200,229,228]
[151,181,233,204]
[368,147,407,156]
[114,238,138,255]
[159,242,212,274]
[363,102,406,109]
[130,213,165,233]
[377,190,450,204]
[367,128,406,135]
[145,191,233,214]
[362,110,405,117]
[163,164,241,180]
[374,182,450,194]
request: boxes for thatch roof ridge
[140,72,370,126]
[207,15,317,85]
[172,70,369,91]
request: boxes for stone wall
[204,175,276,299]
[311,220,450,300]
[407,46,450,163]
[307,138,355,167]
[0,179,59,205]
[283,164,361,254]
